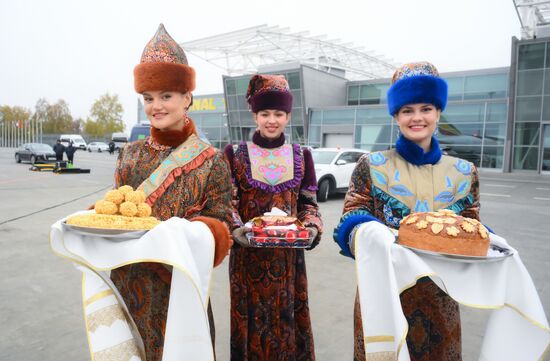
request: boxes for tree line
[0,93,125,137]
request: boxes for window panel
[486,102,507,122]
[513,146,539,170]
[514,122,540,146]
[356,108,391,125]
[463,73,508,99]
[483,123,506,145]
[355,124,392,144]
[226,95,238,111]
[309,126,321,142]
[235,77,249,95]
[444,76,464,101]
[348,85,359,101]
[481,146,504,168]
[517,70,544,96]
[542,96,550,120]
[287,72,301,89]
[322,109,355,125]
[310,111,322,125]
[200,114,222,127]
[225,79,236,95]
[515,97,542,121]
[292,90,302,107]
[440,145,483,167]
[518,43,545,70]
[442,103,485,123]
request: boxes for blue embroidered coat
[334,135,480,361]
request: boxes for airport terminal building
[179,19,550,174]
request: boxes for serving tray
[62,221,148,240]
[396,241,514,263]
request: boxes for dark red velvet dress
[225,132,323,361]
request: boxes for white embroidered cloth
[354,222,550,361]
[51,213,216,361]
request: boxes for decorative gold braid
[86,304,126,333]
[365,351,397,361]
[93,339,140,361]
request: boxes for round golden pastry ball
[119,201,138,217]
[94,200,118,215]
[118,185,134,195]
[136,203,152,217]
[105,189,125,205]
[125,190,146,204]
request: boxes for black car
[15,143,57,164]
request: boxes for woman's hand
[232,226,252,247]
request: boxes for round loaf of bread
[399,210,490,256]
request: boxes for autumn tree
[0,105,32,126]
[85,93,124,137]
[34,98,74,133]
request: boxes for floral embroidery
[457,179,470,195]
[434,190,455,203]
[454,159,471,175]
[369,152,387,166]
[389,184,414,197]
[414,199,430,212]
[445,176,452,188]
[371,169,388,186]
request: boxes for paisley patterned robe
[335,136,480,361]
[110,135,233,361]
[225,134,323,361]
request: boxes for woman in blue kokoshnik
[334,62,481,361]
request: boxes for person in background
[108,140,115,155]
[334,62,481,361]
[224,74,323,361]
[53,139,65,161]
[65,141,76,165]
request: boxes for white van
[60,134,87,150]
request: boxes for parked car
[87,142,110,152]
[311,148,369,202]
[60,134,87,150]
[15,143,57,164]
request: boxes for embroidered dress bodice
[367,149,474,214]
[246,142,295,186]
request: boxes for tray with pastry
[246,215,312,248]
[396,209,513,262]
[62,186,160,240]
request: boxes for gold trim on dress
[87,304,126,333]
[365,335,394,343]
[85,289,114,307]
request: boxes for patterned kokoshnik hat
[134,24,195,94]
[246,74,293,113]
[386,61,448,116]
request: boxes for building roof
[514,0,550,38]
[181,24,396,80]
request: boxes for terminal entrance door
[542,124,550,173]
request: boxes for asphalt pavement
[0,147,548,361]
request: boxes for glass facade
[310,70,509,169]
[513,40,550,171]
[224,71,305,143]
[188,94,229,150]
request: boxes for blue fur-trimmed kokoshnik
[387,75,448,116]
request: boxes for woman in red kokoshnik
[110,24,233,361]
[225,74,323,360]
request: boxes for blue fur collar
[395,135,442,166]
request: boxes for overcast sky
[1,0,520,131]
